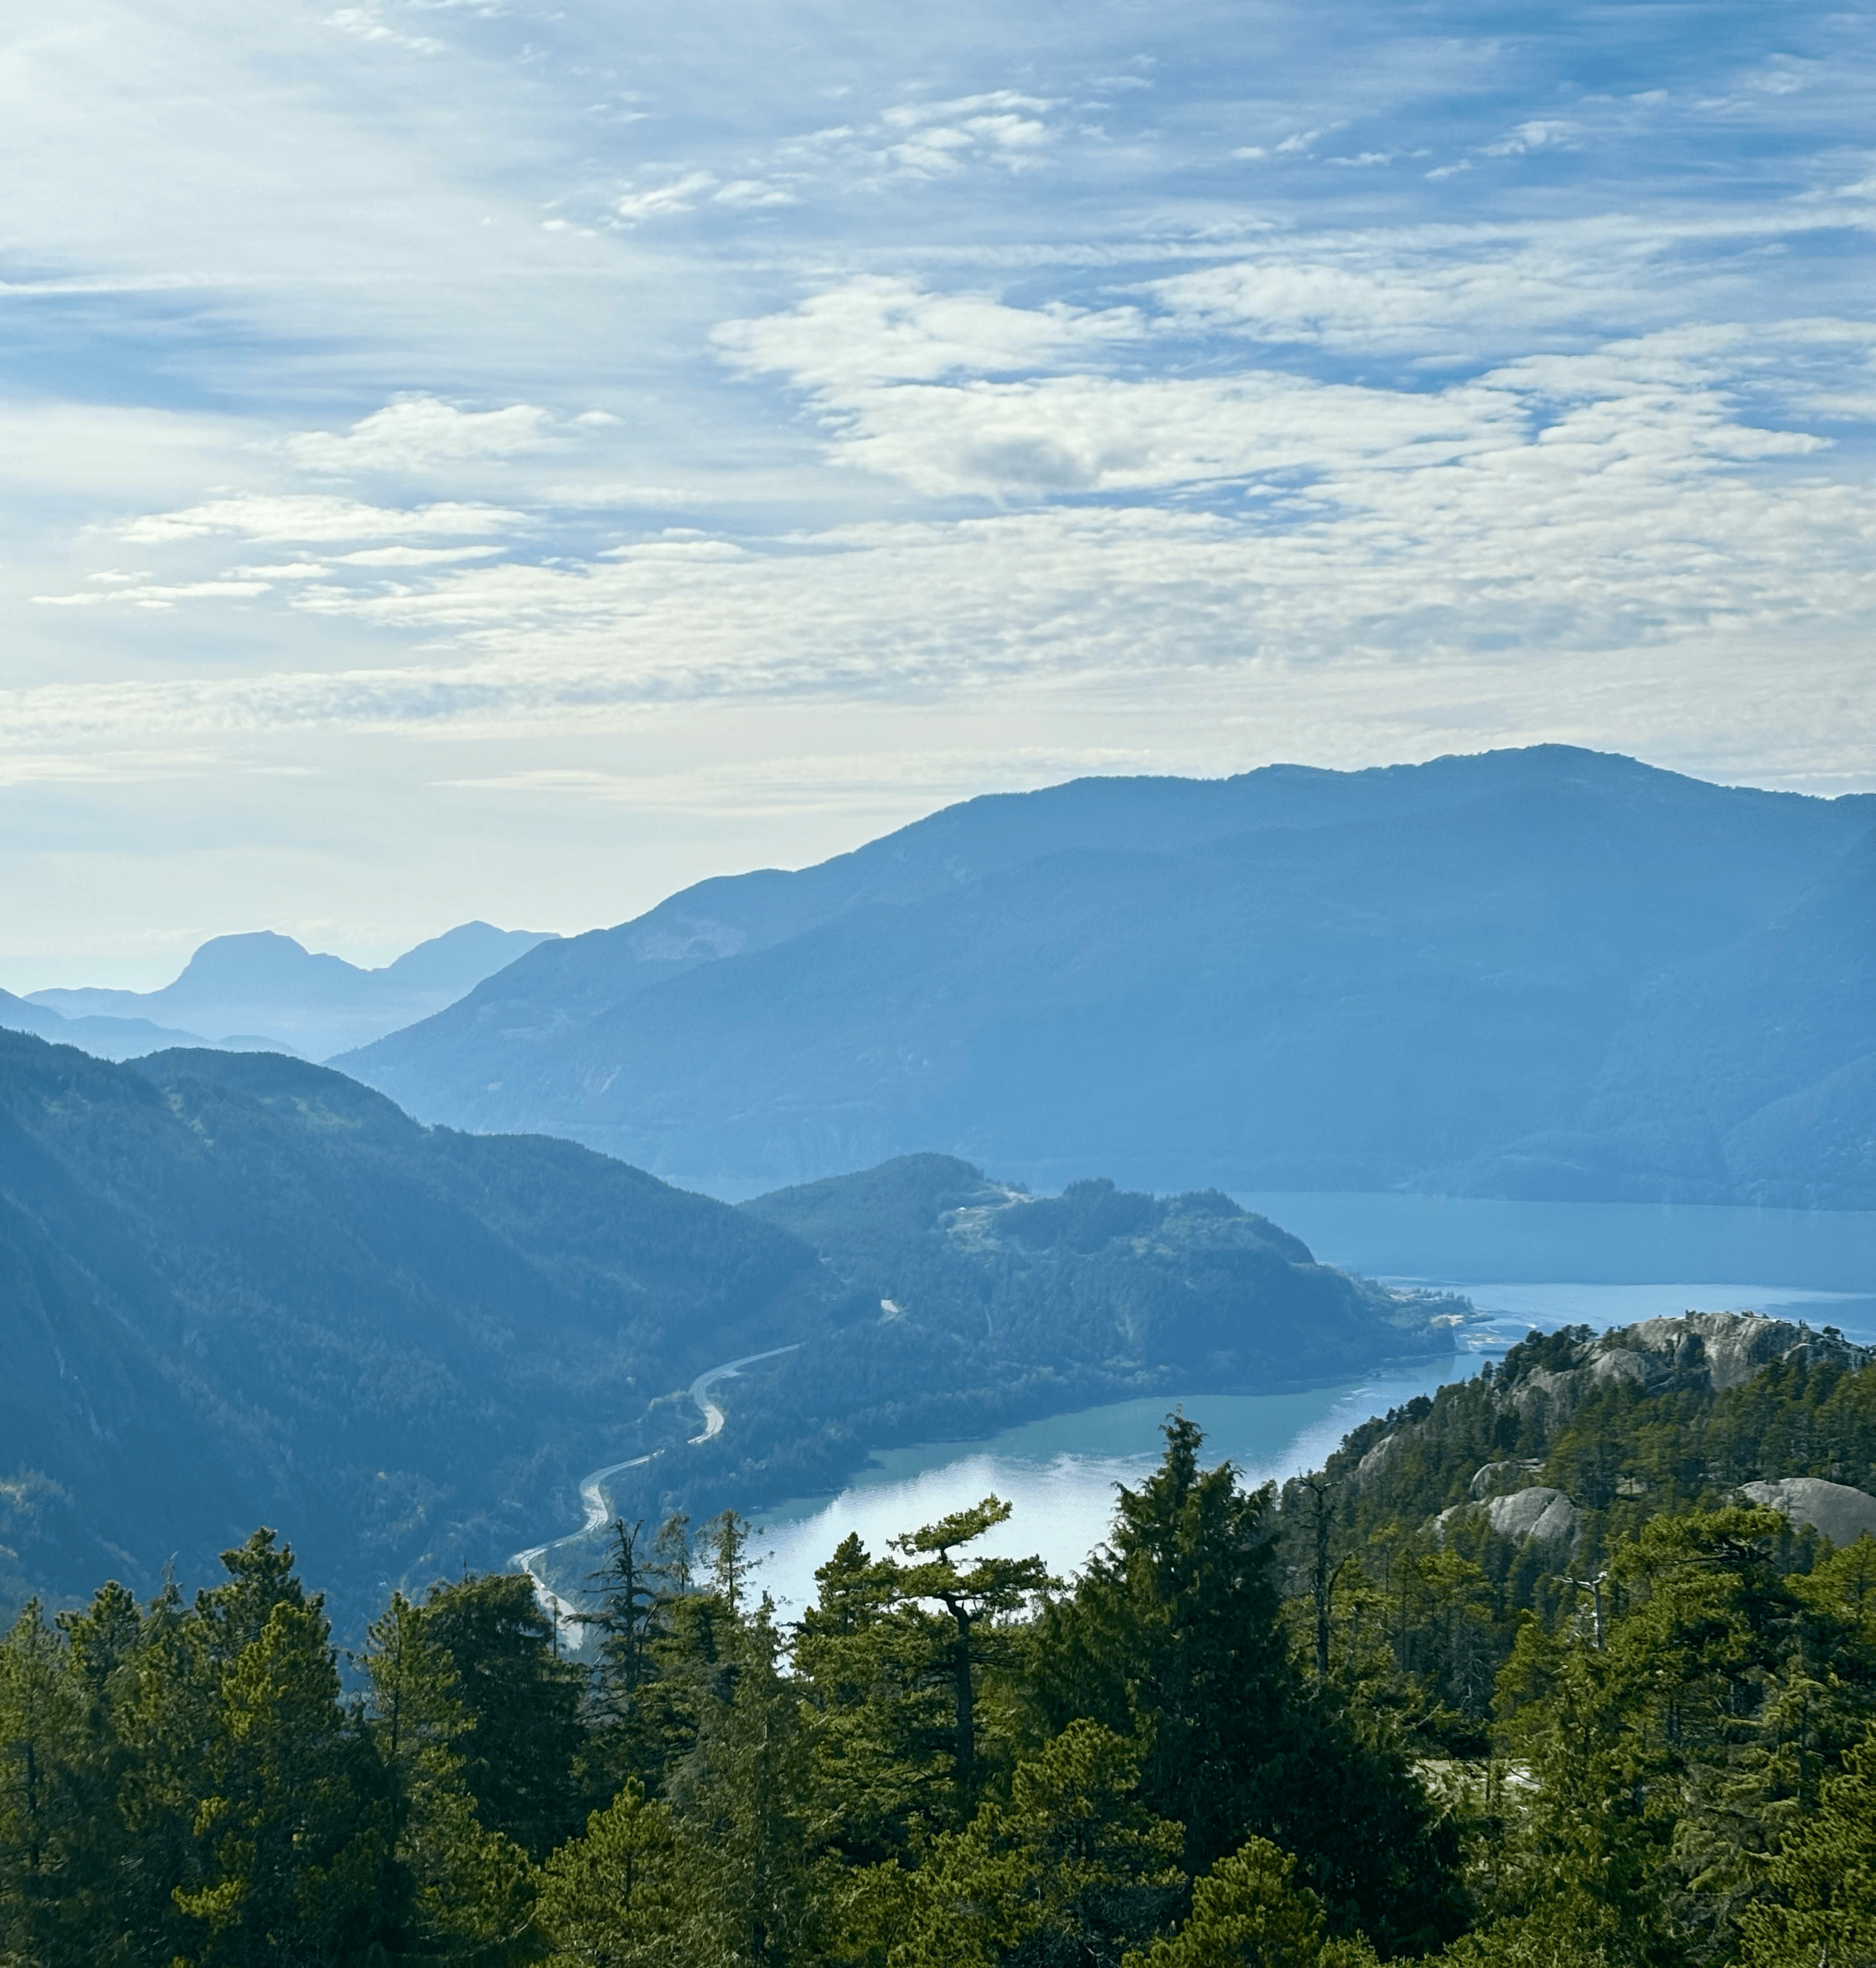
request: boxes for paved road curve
[510,1343,801,1629]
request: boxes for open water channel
[743,1192,1876,1619]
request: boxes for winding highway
[510,1343,801,1627]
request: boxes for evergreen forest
[6,1316,1876,1968]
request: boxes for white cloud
[1150,231,1679,350]
[713,179,797,208]
[33,578,274,610]
[614,172,719,220]
[1483,119,1580,156]
[285,398,557,474]
[795,368,1509,498]
[536,482,717,507]
[1741,57,1821,96]
[7,461,1872,747]
[714,276,1141,388]
[712,307,1842,502]
[780,91,1062,187]
[878,92,1056,175]
[116,495,523,545]
[334,543,506,564]
[324,7,445,54]
[719,264,1834,505]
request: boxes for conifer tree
[1481,1616,1663,1968]
[421,1571,590,1860]
[795,1533,955,1868]
[168,1539,391,1966]
[1122,1837,1377,1968]
[866,1719,1182,1968]
[0,1601,83,1964]
[537,1779,724,1968]
[1035,1420,1462,1950]
[588,1520,658,1709]
[887,1497,1050,1817]
[49,1580,146,1956]
[582,1520,665,1798]
[1738,1715,1876,1967]
[362,1589,534,1961]
[668,1591,822,1968]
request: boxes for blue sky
[2,0,1872,982]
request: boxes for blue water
[746,1193,1876,1618]
[1242,1188,1876,1306]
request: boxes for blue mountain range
[338,747,1876,1208]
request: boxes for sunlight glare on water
[748,1364,1472,1621]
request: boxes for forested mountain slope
[341,748,1875,1205]
[1275,1309,1876,1746]
[0,1041,1438,1631]
[1249,1312,1876,1967]
[0,1030,834,1626]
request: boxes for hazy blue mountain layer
[341,748,1876,1206]
[0,985,230,1062]
[0,1033,1437,1630]
[22,920,554,1060]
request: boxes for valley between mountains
[0,1033,1451,1634]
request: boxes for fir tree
[537,1779,724,1968]
[887,1497,1051,1818]
[421,1571,590,1861]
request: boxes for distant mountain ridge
[0,985,226,1061]
[341,748,1876,1207]
[16,920,554,1060]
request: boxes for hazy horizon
[4,0,1872,983]
[9,743,1869,992]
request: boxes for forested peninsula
[5,1311,1875,1967]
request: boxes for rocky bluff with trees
[6,1313,1876,1967]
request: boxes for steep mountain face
[527,1154,1456,1599]
[22,920,555,1060]
[341,748,1875,1205]
[0,1031,831,1627]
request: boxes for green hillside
[0,1031,836,1626]
[1272,1312,1876,1747]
